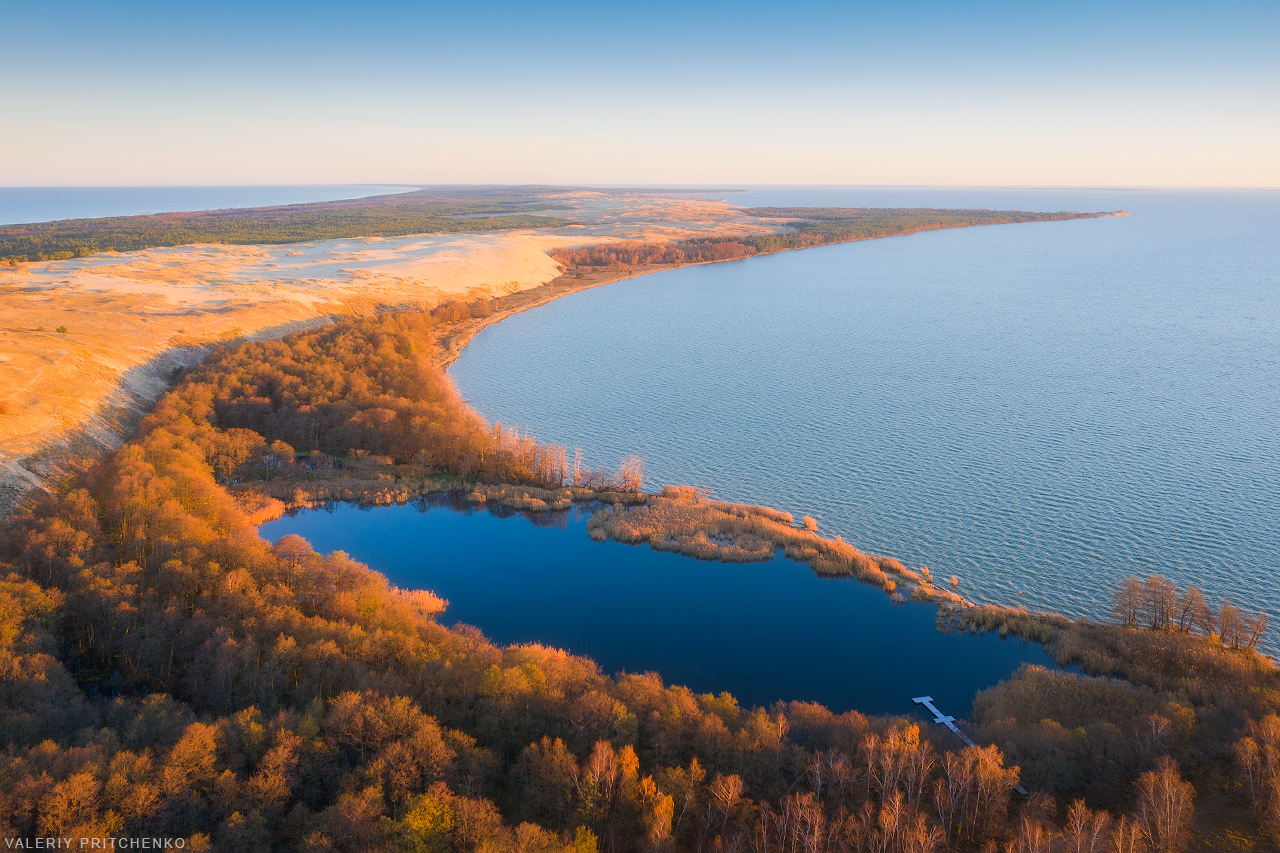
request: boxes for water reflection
[262,500,1057,717]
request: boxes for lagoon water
[452,188,1280,643]
[0,184,416,226]
[261,499,1055,716]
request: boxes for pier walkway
[912,696,1028,795]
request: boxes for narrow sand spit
[0,190,781,515]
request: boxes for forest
[2,308,1278,852]
[548,209,1107,269]
[0,188,570,263]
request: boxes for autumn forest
[2,306,1279,853]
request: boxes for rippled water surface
[452,189,1280,640]
[261,500,1055,715]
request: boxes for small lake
[260,499,1056,717]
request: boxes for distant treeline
[0,188,572,263]
[550,208,1108,268]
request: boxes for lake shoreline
[0,200,1111,522]
[426,209,1128,371]
[412,208,1273,671]
[241,213,1123,616]
[259,495,1060,716]
[239,470,968,609]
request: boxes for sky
[1,0,1277,187]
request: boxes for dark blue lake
[260,499,1056,717]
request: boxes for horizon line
[2,182,1279,192]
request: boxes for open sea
[451,188,1280,643]
[0,184,417,226]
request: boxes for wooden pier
[912,696,1028,795]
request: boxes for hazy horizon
[4,0,1276,188]
[4,182,1279,191]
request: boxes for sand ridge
[0,190,782,516]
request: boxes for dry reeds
[947,604,1070,645]
[588,485,963,603]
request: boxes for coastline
[425,208,1131,371]
[407,214,1271,665]
[0,199,1111,520]
[237,228,1019,614]
[350,218,1121,620]
[2,203,1131,617]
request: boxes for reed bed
[588,485,964,604]
[462,482,641,510]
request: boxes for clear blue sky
[2,0,1276,186]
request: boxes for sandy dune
[0,190,778,515]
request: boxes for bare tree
[1009,815,1057,853]
[933,751,973,842]
[1193,597,1218,638]
[1064,798,1112,853]
[1135,715,1172,759]
[904,737,936,808]
[804,751,826,798]
[1142,575,1177,630]
[1112,577,1144,627]
[1174,586,1208,633]
[1135,757,1194,853]
[619,455,645,492]
[1109,816,1147,853]
[1220,602,1244,649]
[825,750,854,807]
[1235,735,1263,804]
[1236,714,1280,822]
[1247,611,1271,652]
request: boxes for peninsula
[0,188,1117,521]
